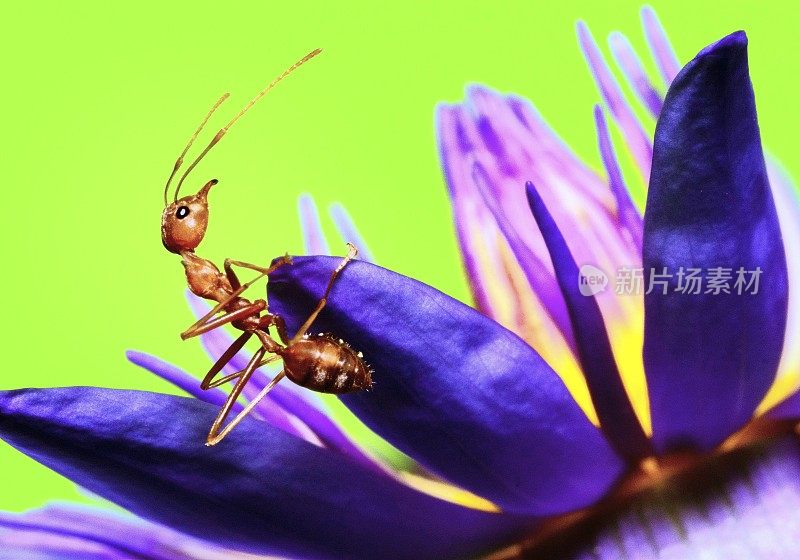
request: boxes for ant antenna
[164,93,231,206]
[173,48,323,201]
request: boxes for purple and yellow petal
[268,257,625,515]
[0,388,530,560]
[643,32,788,452]
[436,103,585,402]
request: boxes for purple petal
[298,193,331,255]
[0,504,241,560]
[185,294,382,471]
[329,203,375,263]
[643,32,788,452]
[593,105,644,249]
[577,20,653,180]
[526,182,650,460]
[608,31,663,117]
[268,257,625,515]
[0,387,531,560]
[641,6,681,85]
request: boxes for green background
[1,0,797,512]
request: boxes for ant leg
[203,353,282,389]
[205,345,267,446]
[258,313,290,345]
[200,331,252,390]
[206,369,287,446]
[181,301,266,340]
[290,243,358,344]
[224,255,293,291]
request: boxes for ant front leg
[224,255,293,291]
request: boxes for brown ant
[159,49,371,446]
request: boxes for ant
[159,49,371,446]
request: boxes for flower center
[493,428,800,559]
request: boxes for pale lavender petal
[577,20,653,180]
[0,504,253,560]
[609,31,663,117]
[298,193,330,256]
[125,351,245,415]
[593,105,643,249]
[641,6,681,84]
[329,202,375,263]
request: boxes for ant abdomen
[282,333,372,394]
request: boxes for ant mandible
[159,49,371,446]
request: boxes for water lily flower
[1,8,799,560]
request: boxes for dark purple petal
[643,32,788,452]
[526,181,650,460]
[268,257,625,515]
[0,387,530,560]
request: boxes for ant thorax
[181,252,234,303]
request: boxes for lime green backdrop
[1,1,798,512]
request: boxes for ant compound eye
[175,206,190,219]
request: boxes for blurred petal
[643,32,788,452]
[298,193,330,256]
[608,31,663,117]
[526,181,650,460]
[0,504,260,560]
[577,20,653,180]
[268,257,625,515]
[593,105,644,248]
[0,388,530,560]
[641,6,681,84]
[329,202,375,263]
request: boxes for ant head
[161,179,217,254]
